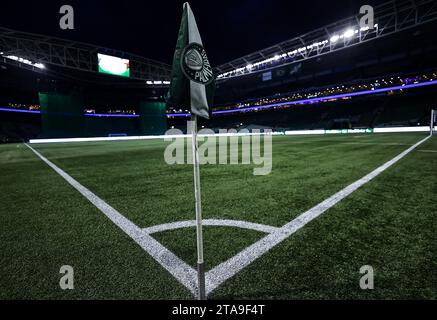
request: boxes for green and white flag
[166,2,215,119]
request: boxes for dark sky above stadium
[1,0,383,66]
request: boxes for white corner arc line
[205,135,432,296]
[143,219,279,235]
[24,143,198,296]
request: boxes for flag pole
[191,114,206,300]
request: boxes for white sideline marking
[417,149,437,153]
[144,219,279,235]
[24,143,198,296]
[204,135,431,295]
[342,142,412,146]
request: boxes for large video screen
[97,53,130,78]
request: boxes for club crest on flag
[166,2,215,120]
[181,43,214,85]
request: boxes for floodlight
[344,29,354,38]
[330,35,340,42]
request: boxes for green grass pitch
[0,132,436,299]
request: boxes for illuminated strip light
[2,54,45,69]
[373,127,431,133]
[28,127,436,144]
[167,113,192,117]
[85,113,139,118]
[0,108,140,117]
[29,131,283,144]
[285,130,325,135]
[0,107,41,114]
[285,127,433,135]
[30,136,167,143]
[218,24,378,79]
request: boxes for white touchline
[24,143,199,296]
[417,149,437,153]
[342,142,413,146]
[25,134,431,298]
[204,135,431,295]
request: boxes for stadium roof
[1,0,436,86]
[215,0,437,81]
[0,27,172,82]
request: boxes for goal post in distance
[431,109,436,136]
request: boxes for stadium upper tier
[167,70,437,116]
[2,70,436,117]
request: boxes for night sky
[1,0,383,66]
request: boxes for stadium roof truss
[215,0,437,81]
[0,0,436,85]
[0,27,172,82]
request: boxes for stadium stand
[1,0,437,140]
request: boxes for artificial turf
[0,133,435,299]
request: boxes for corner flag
[166,2,215,119]
[166,2,215,300]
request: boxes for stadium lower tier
[1,84,435,142]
